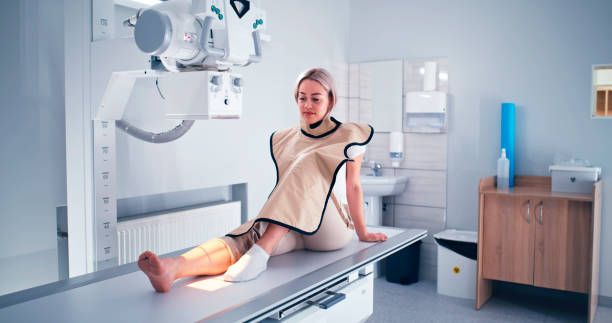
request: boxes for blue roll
[501,103,515,187]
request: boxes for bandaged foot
[223,244,270,282]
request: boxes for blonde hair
[294,68,337,114]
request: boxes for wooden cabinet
[533,199,592,293]
[476,176,602,323]
[482,195,534,285]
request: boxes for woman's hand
[358,231,387,242]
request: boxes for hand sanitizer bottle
[497,148,510,188]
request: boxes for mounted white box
[159,71,243,119]
[96,70,243,120]
[97,70,163,120]
[549,165,601,194]
[404,91,447,133]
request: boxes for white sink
[360,175,409,196]
[359,174,409,278]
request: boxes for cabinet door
[534,199,592,293]
[482,195,535,284]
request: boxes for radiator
[117,201,241,265]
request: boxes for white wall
[0,0,66,259]
[349,0,612,296]
[90,0,351,225]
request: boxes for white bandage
[223,244,270,282]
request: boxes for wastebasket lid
[433,229,477,243]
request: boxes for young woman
[138,68,387,292]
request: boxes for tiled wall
[342,59,449,281]
[328,62,350,122]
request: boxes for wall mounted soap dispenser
[389,131,404,167]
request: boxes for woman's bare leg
[255,223,289,254]
[139,224,291,289]
[138,238,233,292]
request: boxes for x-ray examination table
[0,227,426,322]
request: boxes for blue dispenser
[501,103,515,187]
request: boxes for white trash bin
[434,229,477,299]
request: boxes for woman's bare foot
[137,251,178,292]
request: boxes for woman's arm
[346,153,387,242]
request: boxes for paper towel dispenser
[404,91,447,133]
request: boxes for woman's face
[297,79,330,124]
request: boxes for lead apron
[226,116,374,241]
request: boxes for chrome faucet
[368,160,382,177]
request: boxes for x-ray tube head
[134,9,173,55]
[134,0,204,69]
[132,0,266,71]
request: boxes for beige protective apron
[226,116,373,238]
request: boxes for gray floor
[367,278,612,323]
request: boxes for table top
[0,226,427,323]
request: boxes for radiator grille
[117,201,241,265]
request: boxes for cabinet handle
[538,201,544,225]
[526,200,531,224]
